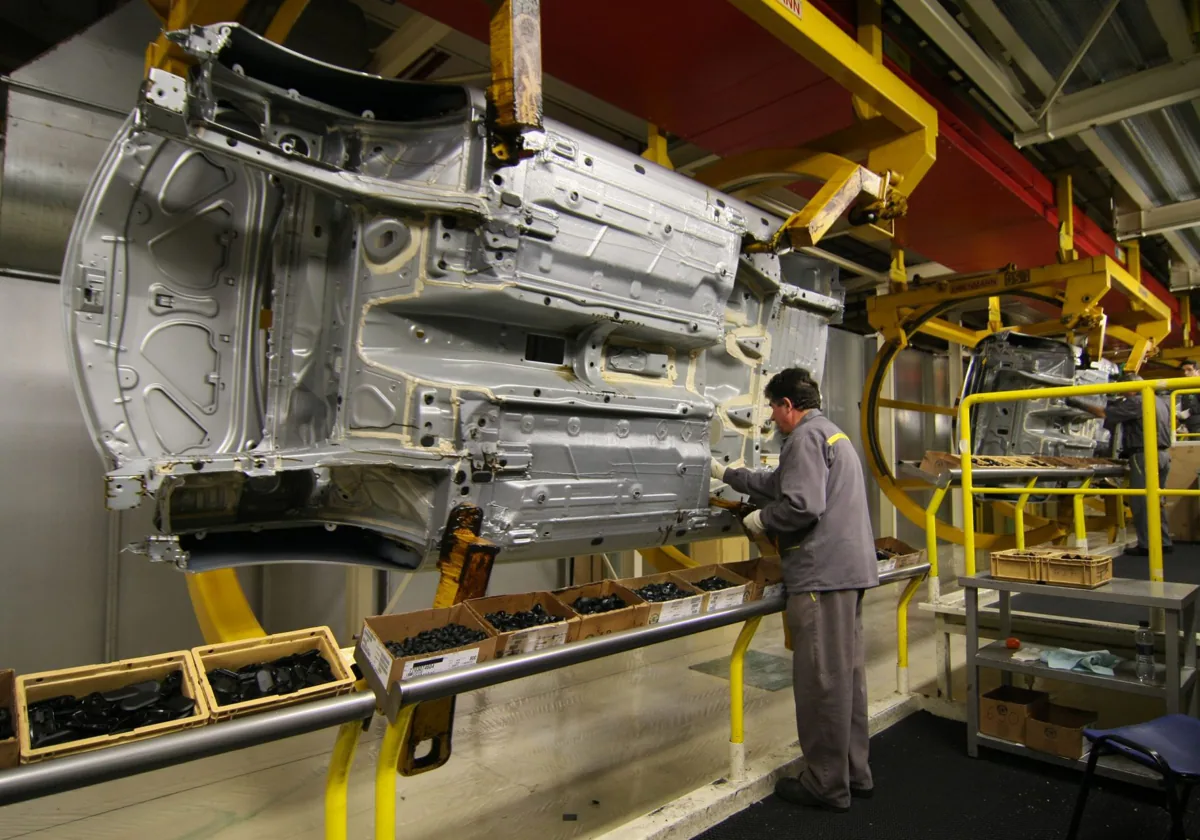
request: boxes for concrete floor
[0,583,943,840]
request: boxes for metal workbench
[0,563,929,808]
[961,572,1200,786]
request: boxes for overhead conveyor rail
[0,564,930,825]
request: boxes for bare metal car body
[962,331,1114,458]
[62,25,843,572]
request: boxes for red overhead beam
[400,0,1189,345]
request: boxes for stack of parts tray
[991,548,1112,589]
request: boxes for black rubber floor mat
[696,712,1190,839]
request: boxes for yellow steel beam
[987,296,1003,332]
[489,0,543,155]
[853,0,884,121]
[869,255,1170,359]
[1057,174,1077,263]
[890,236,907,293]
[693,148,880,197]
[728,0,937,137]
[717,0,937,246]
[1156,344,1200,362]
[186,569,265,644]
[642,124,674,170]
[641,545,697,571]
[914,317,986,347]
[145,0,250,75]
[1126,239,1142,281]
[773,159,877,248]
[264,0,309,43]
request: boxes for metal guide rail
[0,565,929,808]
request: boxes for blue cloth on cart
[1039,648,1121,676]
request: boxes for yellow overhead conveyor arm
[695,0,938,251]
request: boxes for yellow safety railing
[960,376,1200,583]
[364,566,931,837]
[1171,387,1200,442]
[729,615,763,781]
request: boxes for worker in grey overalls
[1177,360,1200,439]
[711,367,878,812]
[1069,372,1173,556]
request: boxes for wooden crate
[17,651,209,764]
[1043,553,1112,589]
[193,627,355,721]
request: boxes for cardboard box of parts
[718,558,785,602]
[874,537,923,573]
[978,685,1049,745]
[618,572,707,624]
[554,581,650,640]
[355,605,497,722]
[1025,704,1098,759]
[671,564,752,612]
[465,592,581,657]
[0,669,18,769]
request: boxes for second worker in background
[711,367,879,813]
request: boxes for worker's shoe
[774,777,850,813]
[850,785,875,799]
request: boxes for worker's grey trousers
[786,589,872,809]
[1129,450,1173,551]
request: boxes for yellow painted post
[1013,478,1039,551]
[375,706,416,840]
[896,576,923,694]
[924,484,949,598]
[729,616,763,781]
[1072,477,1093,550]
[959,414,977,576]
[1142,384,1163,582]
[186,569,266,643]
[325,719,363,840]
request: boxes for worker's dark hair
[764,367,821,411]
[1183,360,1199,369]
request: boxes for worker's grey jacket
[1178,392,1200,434]
[1107,391,1172,455]
[723,410,878,593]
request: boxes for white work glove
[710,457,726,481]
[742,509,765,537]
[1182,409,1192,420]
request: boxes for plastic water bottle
[1135,620,1156,683]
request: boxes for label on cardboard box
[652,596,703,624]
[707,586,748,612]
[359,625,392,687]
[402,647,481,680]
[763,583,785,600]
[503,622,569,656]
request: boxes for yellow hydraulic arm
[695,0,938,250]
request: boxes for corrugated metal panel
[991,0,1200,262]
[0,2,158,276]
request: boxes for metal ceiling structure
[898,0,1200,274]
